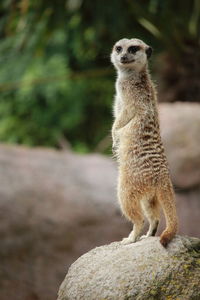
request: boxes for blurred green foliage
[0,0,199,152]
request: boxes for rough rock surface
[58,235,200,300]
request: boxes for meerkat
[111,38,178,247]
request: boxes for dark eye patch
[128,45,141,54]
[115,46,122,53]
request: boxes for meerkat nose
[120,55,128,63]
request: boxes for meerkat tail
[157,184,178,247]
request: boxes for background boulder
[58,236,200,300]
[0,103,200,299]
[0,144,129,300]
[159,102,200,237]
[160,102,200,189]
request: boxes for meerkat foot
[139,234,149,240]
[121,236,137,245]
[121,231,141,245]
[140,231,154,240]
[139,220,159,241]
[121,219,144,245]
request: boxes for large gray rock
[58,236,200,300]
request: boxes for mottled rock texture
[58,236,200,300]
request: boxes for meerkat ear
[146,47,153,59]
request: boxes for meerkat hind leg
[121,219,144,245]
[119,185,145,245]
[121,204,144,245]
[140,196,160,240]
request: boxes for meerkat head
[111,38,152,74]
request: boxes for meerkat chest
[117,79,149,108]
[117,81,136,101]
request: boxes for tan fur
[111,38,178,247]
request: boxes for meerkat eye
[128,45,141,54]
[115,46,122,53]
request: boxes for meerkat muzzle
[120,57,135,64]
